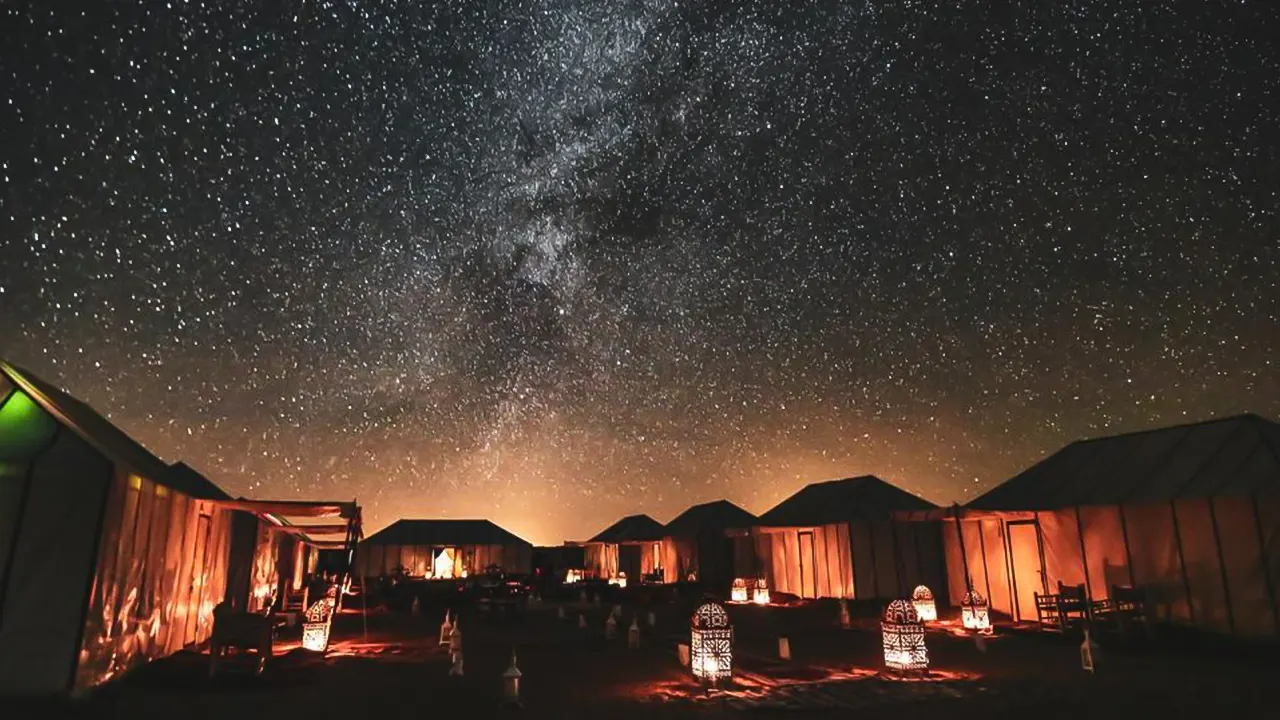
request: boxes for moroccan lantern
[751,578,770,605]
[614,572,628,588]
[730,578,748,603]
[911,585,937,622]
[881,599,928,674]
[961,589,992,634]
[565,568,582,584]
[301,587,338,652]
[690,600,733,684]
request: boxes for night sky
[2,2,1277,545]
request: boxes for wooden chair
[1033,591,1061,628]
[1097,584,1149,637]
[209,603,276,677]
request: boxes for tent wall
[224,510,260,610]
[944,498,1280,639]
[355,542,531,577]
[753,524,855,600]
[0,429,110,694]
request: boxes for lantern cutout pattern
[961,589,992,634]
[751,578,770,605]
[302,586,338,652]
[881,599,929,674]
[911,585,937,622]
[690,601,733,684]
[730,578,749,603]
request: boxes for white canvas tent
[933,414,1280,638]
[752,476,947,602]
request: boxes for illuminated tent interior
[933,414,1280,637]
[354,519,532,578]
[660,500,757,589]
[752,476,947,602]
[0,360,240,693]
[582,514,666,581]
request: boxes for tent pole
[976,521,993,608]
[1073,506,1093,599]
[1001,520,1018,620]
[1116,504,1136,587]
[1033,512,1049,595]
[1250,493,1280,636]
[1168,501,1197,627]
[1206,497,1236,635]
[0,426,60,632]
[952,505,973,596]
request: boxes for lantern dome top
[883,598,921,625]
[692,600,731,629]
[732,577,746,588]
[911,585,933,601]
[962,589,988,606]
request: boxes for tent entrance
[798,530,817,599]
[432,548,457,579]
[1007,520,1045,622]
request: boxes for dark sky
[1,1,1277,545]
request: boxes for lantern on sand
[730,578,748,603]
[751,578,770,605]
[911,585,937,622]
[301,586,337,652]
[609,572,628,588]
[690,601,733,684]
[565,568,582,584]
[881,599,928,674]
[961,589,992,634]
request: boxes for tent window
[0,390,58,461]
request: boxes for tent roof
[587,514,665,543]
[663,500,757,537]
[0,360,230,500]
[757,475,937,527]
[363,519,530,548]
[969,413,1280,510]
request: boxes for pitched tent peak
[663,499,757,537]
[758,474,936,528]
[0,358,228,500]
[587,513,665,543]
[1066,412,1273,447]
[969,412,1280,510]
[363,518,532,547]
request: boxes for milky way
[2,1,1277,544]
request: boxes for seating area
[1034,581,1149,636]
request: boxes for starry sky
[2,1,1277,545]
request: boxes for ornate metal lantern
[881,599,928,673]
[730,578,748,603]
[911,585,937,622]
[961,589,992,634]
[751,577,770,605]
[690,601,733,684]
[609,572,628,588]
[302,586,338,652]
[565,568,582,584]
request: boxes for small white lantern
[565,568,582,584]
[838,598,852,628]
[605,614,617,639]
[690,601,733,684]
[730,578,748,603]
[438,609,453,645]
[911,585,937,622]
[961,589,992,634]
[502,650,522,706]
[628,616,640,649]
[751,578,770,605]
[881,599,929,674]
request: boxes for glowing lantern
[961,590,992,634]
[302,587,337,652]
[502,650,522,706]
[730,578,748,603]
[911,585,937,622]
[881,599,928,674]
[751,578,770,605]
[609,572,628,588]
[565,568,582,584]
[690,601,733,684]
